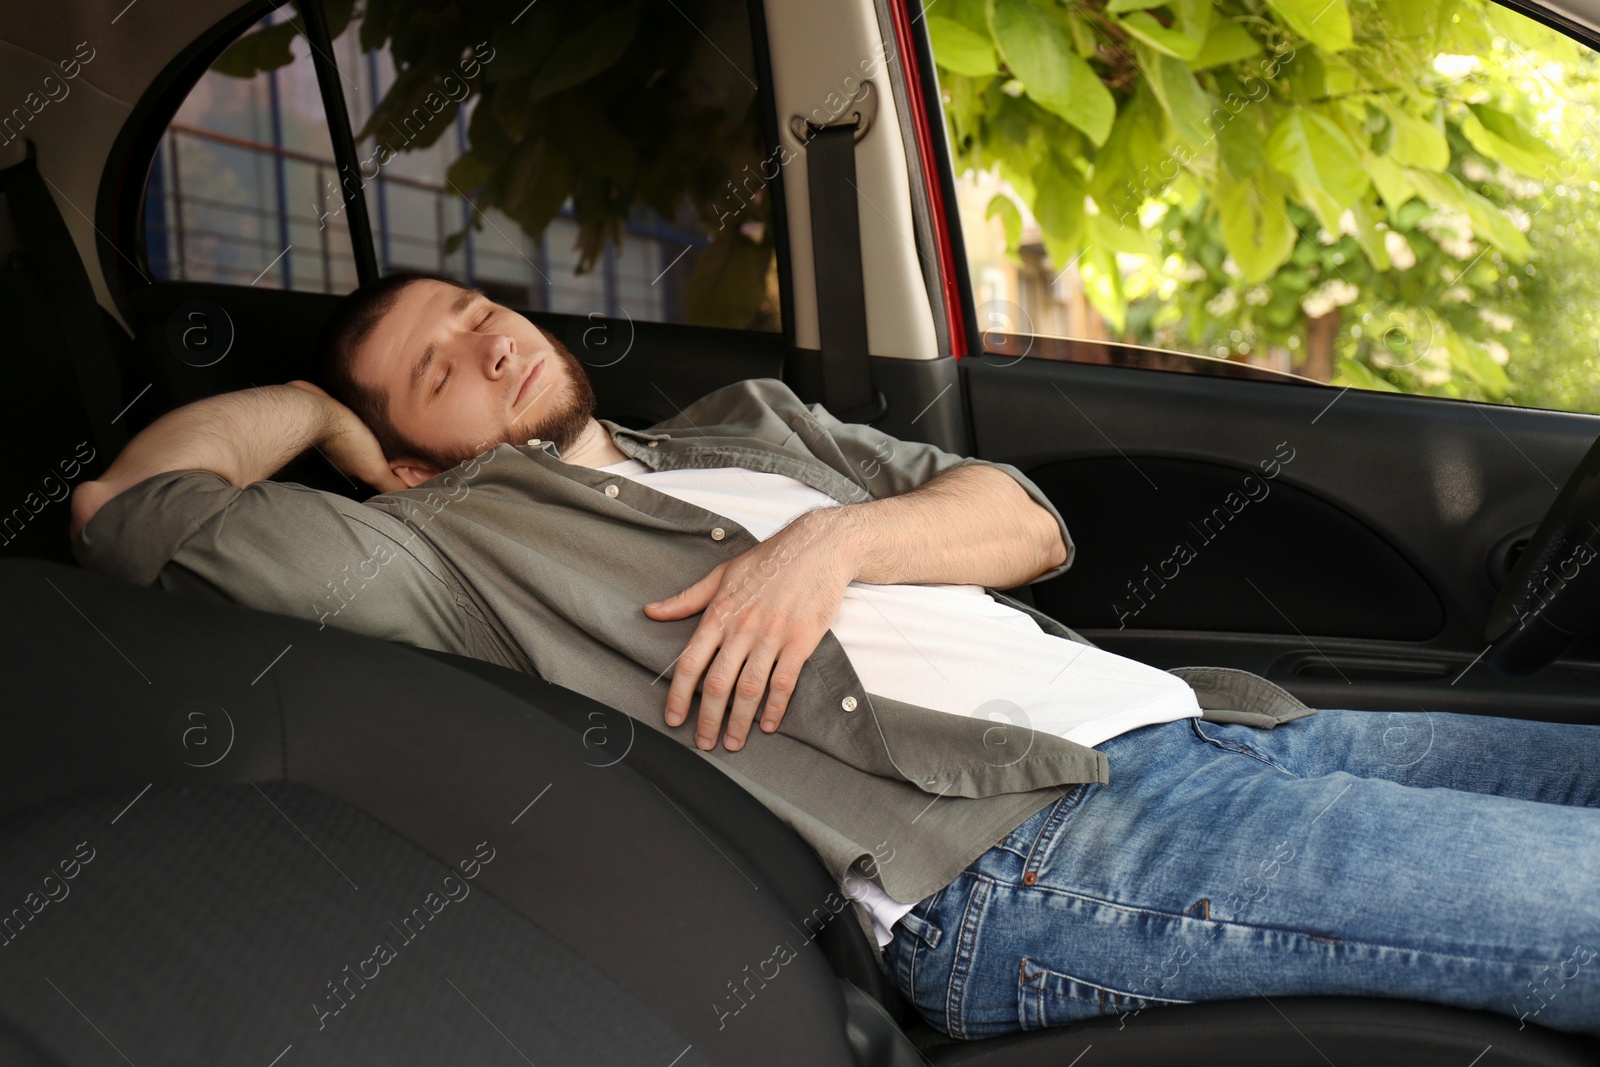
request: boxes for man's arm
[814,463,1068,588]
[69,382,468,658]
[776,382,1076,584]
[644,390,1074,753]
[71,381,402,546]
[644,463,1063,751]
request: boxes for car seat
[3,557,1598,1066]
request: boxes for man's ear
[391,458,441,488]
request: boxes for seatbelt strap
[0,143,128,461]
[805,122,884,423]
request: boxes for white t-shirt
[599,459,1201,946]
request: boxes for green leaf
[1138,43,1213,148]
[997,158,1036,209]
[989,0,1116,145]
[1334,356,1402,392]
[1117,11,1200,60]
[1365,151,1416,210]
[556,97,636,185]
[986,194,1023,254]
[1105,0,1163,11]
[500,137,575,238]
[1090,210,1157,258]
[1301,185,1343,234]
[928,16,999,77]
[1284,49,1326,104]
[1266,108,1370,207]
[525,2,640,107]
[1462,103,1561,177]
[1031,160,1087,254]
[486,3,562,84]
[467,90,516,171]
[1461,194,1531,263]
[1174,0,1213,43]
[1170,168,1203,212]
[684,233,772,329]
[947,0,992,32]
[211,21,298,78]
[1089,83,1168,218]
[1379,101,1450,172]
[1407,169,1532,261]
[320,0,354,40]
[357,65,462,146]
[1066,11,1099,57]
[1485,2,1578,65]
[1446,332,1511,394]
[445,150,490,195]
[1217,173,1298,282]
[1350,198,1390,271]
[1217,106,1265,178]
[1377,0,1444,50]
[1079,244,1127,332]
[1193,18,1263,69]
[1264,0,1353,52]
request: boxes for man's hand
[285,380,406,494]
[643,509,860,752]
[638,464,1066,752]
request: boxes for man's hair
[314,269,473,464]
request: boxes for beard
[423,329,598,473]
[512,329,597,455]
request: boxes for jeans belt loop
[894,907,943,951]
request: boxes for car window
[142,7,358,291]
[933,0,1600,415]
[144,0,781,333]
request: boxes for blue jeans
[882,709,1600,1039]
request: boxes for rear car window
[142,0,782,333]
[143,7,358,292]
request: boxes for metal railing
[145,123,704,318]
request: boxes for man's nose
[480,331,515,374]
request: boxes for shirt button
[841,696,857,712]
[526,438,541,446]
[648,440,659,448]
[604,484,619,498]
[711,527,726,541]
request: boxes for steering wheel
[1484,431,1600,677]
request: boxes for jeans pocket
[992,792,1071,860]
[1018,783,1094,873]
[1017,957,1195,1030]
[1188,717,1295,777]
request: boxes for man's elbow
[1049,531,1070,570]
[1042,521,1070,572]
[1030,502,1070,574]
[69,479,115,549]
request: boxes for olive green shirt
[73,376,1315,949]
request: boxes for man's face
[350,279,597,484]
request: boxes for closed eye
[436,308,494,396]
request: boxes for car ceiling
[0,0,939,359]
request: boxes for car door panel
[962,352,1600,719]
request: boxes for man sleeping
[69,271,1600,1039]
